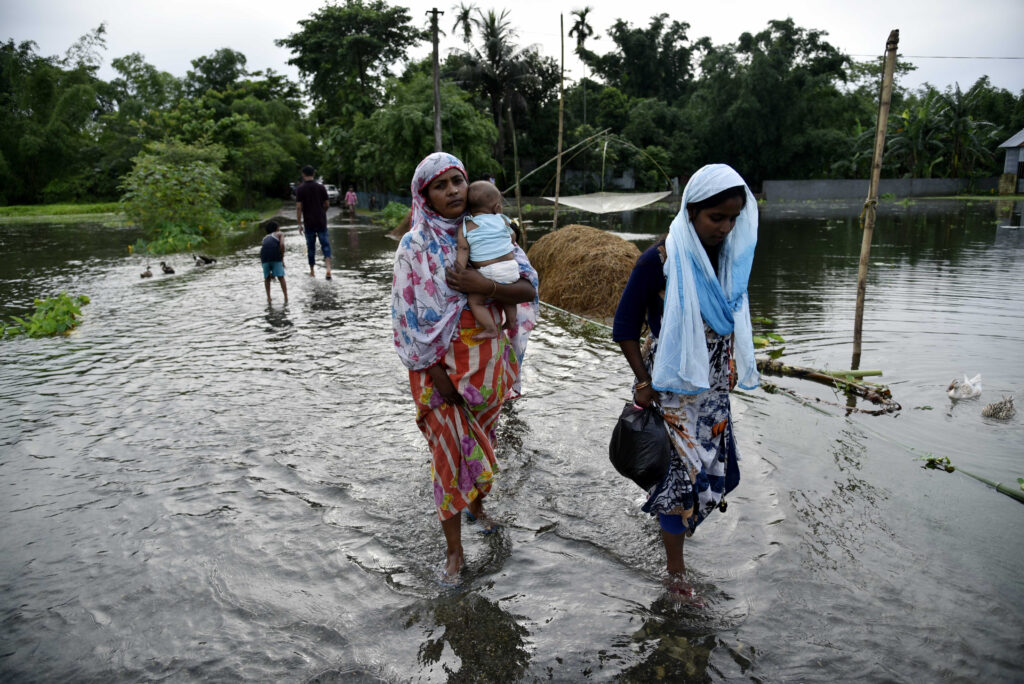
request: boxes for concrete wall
[762,177,999,200]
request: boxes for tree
[451,2,477,44]
[884,82,999,179]
[579,14,697,104]
[683,18,852,184]
[184,48,248,96]
[150,71,314,206]
[345,70,498,191]
[568,7,595,54]
[276,0,426,126]
[569,6,597,141]
[120,140,228,253]
[448,8,558,170]
[0,34,109,203]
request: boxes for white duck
[947,373,982,400]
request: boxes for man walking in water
[295,165,332,280]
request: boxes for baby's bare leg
[502,303,518,330]
[468,292,499,339]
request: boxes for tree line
[2,1,1023,208]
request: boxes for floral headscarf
[391,152,539,382]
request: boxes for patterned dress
[409,308,519,519]
[391,153,539,522]
[640,327,740,535]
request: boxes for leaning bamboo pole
[552,14,565,231]
[507,102,525,247]
[852,29,900,369]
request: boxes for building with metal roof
[999,128,1024,193]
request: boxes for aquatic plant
[752,315,785,350]
[2,292,90,339]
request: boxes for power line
[850,54,1024,60]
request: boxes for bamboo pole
[958,469,1024,505]
[507,102,525,247]
[500,128,609,196]
[552,14,565,231]
[852,29,899,370]
[757,357,896,406]
[924,457,1024,505]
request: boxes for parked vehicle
[325,184,340,205]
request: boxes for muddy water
[1,201,1022,682]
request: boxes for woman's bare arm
[618,339,658,407]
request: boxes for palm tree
[450,8,536,166]
[568,6,594,54]
[451,2,476,45]
[569,7,596,189]
[938,82,995,178]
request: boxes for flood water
[1,200,1022,682]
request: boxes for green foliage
[4,13,1022,211]
[185,48,248,96]
[276,0,426,127]
[379,201,411,229]
[120,140,228,253]
[2,293,90,338]
[344,73,498,190]
[580,14,698,104]
[0,34,110,204]
[446,8,559,171]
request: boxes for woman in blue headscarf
[612,163,759,590]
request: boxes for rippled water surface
[1,201,1022,682]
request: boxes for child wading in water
[261,221,288,304]
[457,181,518,339]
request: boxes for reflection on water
[0,203,1022,682]
[405,592,531,681]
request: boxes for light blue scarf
[652,164,759,395]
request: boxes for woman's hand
[445,261,488,295]
[427,363,464,406]
[633,384,658,408]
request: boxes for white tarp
[542,190,672,214]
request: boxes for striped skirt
[409,308,520,520]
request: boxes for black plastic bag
[608,402,672,490]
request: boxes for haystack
[527,224,640,318]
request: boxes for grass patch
[918,194,1024,201]
[0,202,121,217]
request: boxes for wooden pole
[429,8,444,153]
[852,29,899,370]
[552,14,565,231]
[507,101,525,247]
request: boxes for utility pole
[428,8,444,152]
[553,14,565,230]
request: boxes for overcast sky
[4,0,1023,95]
